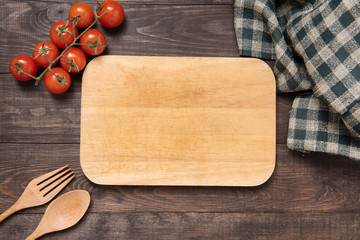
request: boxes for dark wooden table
[1,1,360,239]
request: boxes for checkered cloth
[234,0,360,160]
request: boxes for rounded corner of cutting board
[84,55,103,69]
[252,158,276,187]
[79,158,104,185]
[83,55,113,77]
[251,58,276,86]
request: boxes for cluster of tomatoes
[9,0,125,94]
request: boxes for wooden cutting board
[80,56,276,186]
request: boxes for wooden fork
[0,165,74,223]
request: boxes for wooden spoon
[26,190,91,240]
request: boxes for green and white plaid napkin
[234,0,360,160]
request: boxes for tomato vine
[9,1,125,94]
[34,10,106,86]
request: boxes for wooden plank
[0,3,238,73]
[0,74,82,143]
[276,93,296,144]
[1,143,359,213]
[1,212,360,239]
[80,56,276,186]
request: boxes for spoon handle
[26,225,46,240]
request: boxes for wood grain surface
[1,1,360,239]
[80,56,275,186]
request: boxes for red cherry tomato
[69,2,94,28]
[44,67,71,94]
[9,55,38,81]
[80,29,107,56]
[60,47,87,73]
[97,0,125,28]
[50,20,78,49]
[32,41,60,68]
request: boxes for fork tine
[37,168,72,189]
[33,165,69,185]
[41,170,74,197]
[43,174,75,201]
